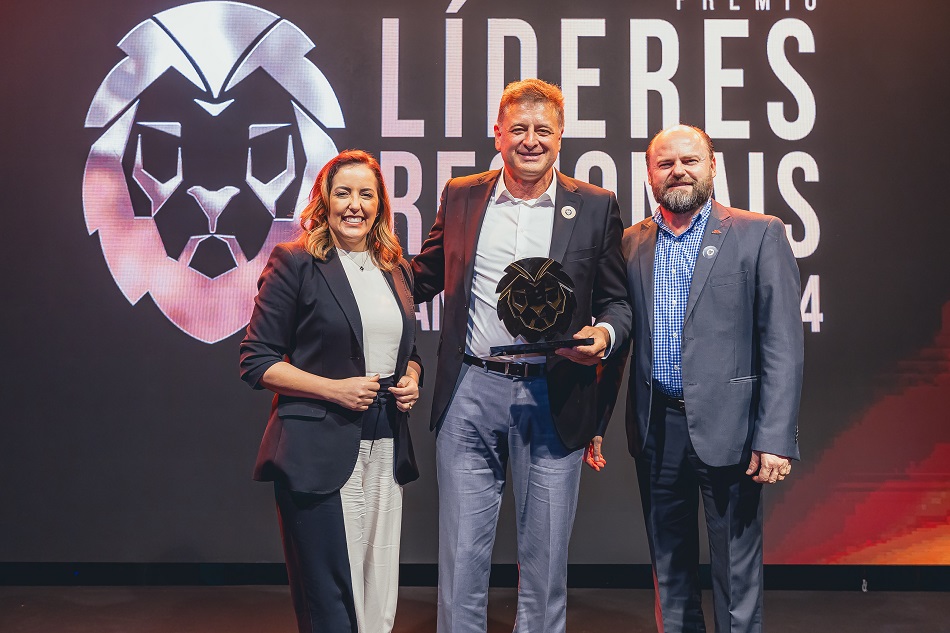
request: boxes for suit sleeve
[239,243,299,390]
[590,194,633,438]
[592,193,633,355]
[596,336,632,438]
[751,217,804,459]
[411,181,449,304]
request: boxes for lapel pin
[712,229,721,234]
[560,205,576,219]
[702,246,718,259]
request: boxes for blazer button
[457,346,463,354]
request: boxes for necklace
[340,248,373,271]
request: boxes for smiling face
[494,100,563,193]
[326,163,380,251]
[647,126,717,215]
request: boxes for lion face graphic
[83,2,342,343]
[496,258,577,343]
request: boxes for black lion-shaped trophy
[491,257,591,356]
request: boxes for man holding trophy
[412,79,631,633]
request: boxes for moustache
[664,178,695,189]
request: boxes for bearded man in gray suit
[613,124,804,633]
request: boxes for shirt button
[671,299,677,305]
[673,333,678,338]
[673,364,680,371]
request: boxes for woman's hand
[329,375,381,411]
[389,373,419,413]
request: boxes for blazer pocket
[277,400,328,420]
[728,375,760,383]
[710,270,748,287]
[564,246,597,262]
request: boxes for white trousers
[340,438,404,633]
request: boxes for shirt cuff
[594,322,616,359]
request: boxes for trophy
[489,257,593,357]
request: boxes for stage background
[1,0,948,568]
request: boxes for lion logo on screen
[82,1,343,343]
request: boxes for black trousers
[275,483,357,633]
[636,393,764,633]
[274,387,398,633]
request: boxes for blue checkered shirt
[652,199,712,397]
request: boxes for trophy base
[489,338,595,357]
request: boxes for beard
[654,176,713,215]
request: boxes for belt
[463,354,546,378]
[653,387,686,412]
[369,376,395,406]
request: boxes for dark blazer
[411,169,631,451]
[608,200,804,467]
[240,242,421,494]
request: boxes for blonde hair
[297,150,402,272]
[497,78,565,128]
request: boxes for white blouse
[337,249,403,378]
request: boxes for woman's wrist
[405,361,421,383]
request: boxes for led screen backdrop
[1,0,948,565]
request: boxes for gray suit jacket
[607,200,803,467]
[412,169,632,451]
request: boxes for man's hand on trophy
[555,325,609,365]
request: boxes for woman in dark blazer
[240,150,421,633]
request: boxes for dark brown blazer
[411,169,631,451]
[240,242,421,493]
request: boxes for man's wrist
[594,322,615,358]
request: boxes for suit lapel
[638,219,659,335]
[384,264,415,369]
[462,170,499,298]
[684,201,732,324]
[550,171,581,262]
[314,250,364,351]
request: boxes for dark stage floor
[2,586,948,632]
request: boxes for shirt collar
[494,168,558,207]
[653,198,713,236]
